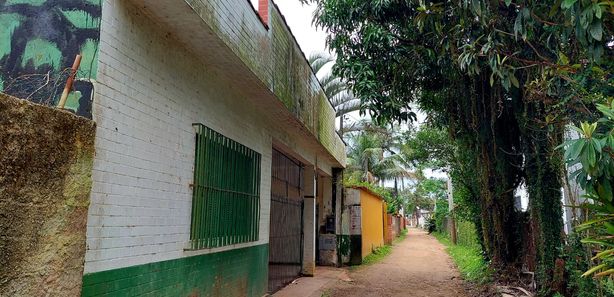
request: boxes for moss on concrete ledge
[0,92,96,296]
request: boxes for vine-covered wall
[0,0,101,118]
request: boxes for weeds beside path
[358,229,407,267]
[433,232,491,284]
[326,228,470,297]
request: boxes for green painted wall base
[82,244,268,297]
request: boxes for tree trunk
[521,102,564,295]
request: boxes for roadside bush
[456,220,481,249]
[560,233,614,297]
[433,197,449,233]
[434,232,492,284]
[426,217,437,234]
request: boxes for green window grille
[190,124,261,249]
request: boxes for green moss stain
[21,38,62,71]
[82,244,269,297]
[0,13,23,60]
[179,3,346,164]
[60,10,100,29]
[5,0,46,5]
[62,134,94,207]
[270,12,295,111]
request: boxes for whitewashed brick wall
[85,0,334,274]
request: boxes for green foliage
[434,232,492,284]
[344,176,400,213]
[344,126,416,214]
[560,234,600,297]
[402,126,454,170]
[360,245,392,266]
[434,197,449,234]
[345,128,413,185]
[312,0,612,292]
[456,220,481,249]
[312,0,612,293]
[562,101,614,278]
[308,52,361,119]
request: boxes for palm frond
[335,99,362,116]
[329,91,354,106]
[308,52,334,75]
[319,75,348,99]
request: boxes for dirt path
[326,228,470,297]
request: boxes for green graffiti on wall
[61,9,100,29]
[0,0,101,118]
[21,39,62,70]
[5,0,47,6]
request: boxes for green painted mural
[81,244,269,297]
[0,0,101,118]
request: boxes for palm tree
[308,52,361,134]
[346,129,415,186]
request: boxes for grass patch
[393,229,408,244]
[351,230,408,270]
[433,232,491,284]
[361,245,392,266]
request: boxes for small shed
[341,186,387,263]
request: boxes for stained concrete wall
[129,0,346,167]
[0,92,96,296]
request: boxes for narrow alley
[275,228,469,297]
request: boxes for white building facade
[80,0,345,296]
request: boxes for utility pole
[447,177,457,245]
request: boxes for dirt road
[326,228,470,297]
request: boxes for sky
[273,1,329,57]
[248,1,329,57]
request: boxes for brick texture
[85,0,338,274]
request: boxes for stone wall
[0,92,96,296]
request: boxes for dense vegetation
[306,0,613,295]
[434,229,492,284]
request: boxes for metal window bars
[189,124,261,250]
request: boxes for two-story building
[0,0,346,296]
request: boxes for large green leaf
[601,179,613,202]
[589,21,603,41]
[566,139,586,160]
[561,0,578,9]
[587,142,596,167]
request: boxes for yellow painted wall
[360,190,385,258]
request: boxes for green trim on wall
[82,244,268,297]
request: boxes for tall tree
[310,0,612,294]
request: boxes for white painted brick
[84,0,337,274]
